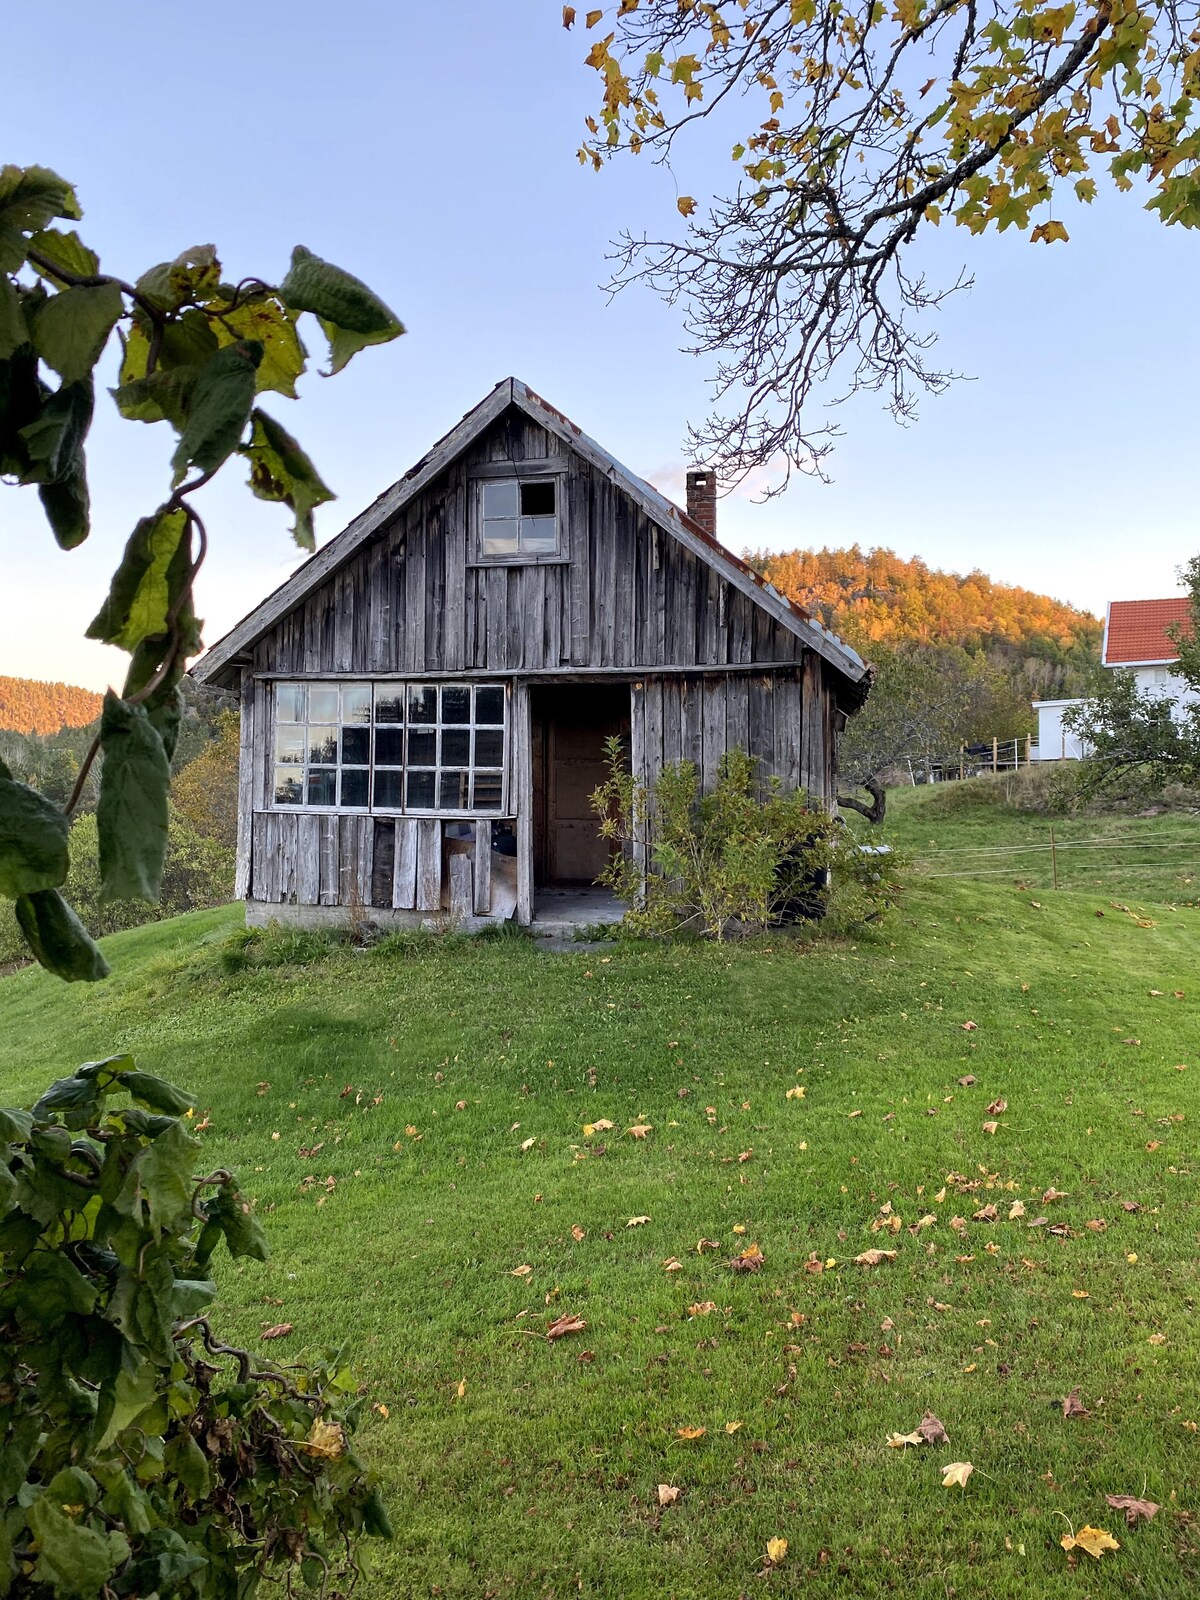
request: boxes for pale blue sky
[3,1,1197,692]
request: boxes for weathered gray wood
[629,681,647,877]
[702,679,726,789]
[642,677,663,787]
[235,671,255,899]
[318,817,339,905]
[513,683,533,925]
[474,820,492,914]
[448,851,473,922]
[726,675,750,765]
[467,455,569,479]
[297,815,320,905]
[682,675,704,774]
[392,820,417,909]
[371,820,395,907]
[416,820,441,912]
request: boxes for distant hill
[747,545,1102,664]
[0,676,102,735]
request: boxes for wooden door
[532,685,630,886]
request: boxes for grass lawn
[871,774,1200,903]
[0,871,1197,1597]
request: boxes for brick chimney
[686,468,717,537]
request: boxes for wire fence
[902,737,1035,784]
[913,828,1200,892]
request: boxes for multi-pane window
[273,681,506,816]
[479,478,558,557]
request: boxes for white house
[1033,597,1194,760]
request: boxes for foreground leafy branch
[0,1057,392,1598]
[0,164,404,980]
[567,0,1200,483]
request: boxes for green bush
[591,741,901,939]
[0,1056,390,1599]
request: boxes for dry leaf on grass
[961,1021,978,1031]
[917,1410,949,1444]
[724,1420,744,1435]
[972,1203,999,1222]
[676,1425,706,1440]
[1148,1332,1168,1346]
[688,1301,717,1317]
[982,1120,999,1135]
[511,1264,533,1278]
[958,1074,977,1086]
[1061,1388,1090,1419]
[627,1215,651,1228]
[1009,1200,1026,1220]
[662,1257,683,1272]
[696,1238,721,1254]
[765,1537,788,1566]
[729,1243,765,1272]
[571,1225,585,1242]
[786,1086,806,1099]
[986,1097,1008,1114]
[657,1484,682,1506]
[855,1248,898,1267]
[520,1137,536,1152]
[546,1312,586,1341]
[1060,1525,1120,1559]
[1105,1494,1159,1526]
[261,1323,293,1340]
[941,1461,974,1489]
[583,1119,614,1136]
[627,1124,653,1139]
[1042,1187,1069,1202]
[887,1430,924,1448]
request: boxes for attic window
[479,478,559,558]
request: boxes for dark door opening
[531,683,631,887]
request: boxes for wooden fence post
[1050,824,1059,891]
[992,736,998,773]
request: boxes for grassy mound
[0,885,1197,1598]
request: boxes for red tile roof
[1103,598,1192,665]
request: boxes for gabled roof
[1102,598,1192,666]
[193,377,868,689]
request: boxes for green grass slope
[0,885,1197,1599]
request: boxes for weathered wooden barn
[194,379,871,930]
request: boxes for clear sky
[4,1,1197,692]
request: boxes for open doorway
[530,683,631,890]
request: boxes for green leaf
[86,507,189,651]
[0,1107,33,1142]
[31,283,122,381]
[27,1494,128,1598]
[31,1073,102,1118]
[361,1486,394,1539]
[95,1363,159,1451]
[135,244,221,312]
[17,1251,99,1322]
[17,377,93,486]
[215,293,307,397]
[96,692,171,903]
[38,449,91,549]
[0,164,81,273]
[115,1119,198,1238]
[14,889,109,983]
[167,1432,211,1500]
[195,1181,269,1266]
[0,344,48,478]
[120,1070,195,1117]
[0,769,69,897]
[240,407,335,551]
[169,340,261,487]
[0,276,27,360]
[26,227,99,285]
[279,245,404,374]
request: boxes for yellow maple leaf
[456,1378,467,1399]
[786,1085,806,1099]
[1061,1525,1120,1559]
[657,1483,681,1506]
[520,1136,536,1151]
[766,1536,788,1564]
[887,1430,924,1448]
[724,1420,743,1434]
[627,1123,653,1138]
[583,1118,614,1136]
[941,1461,974,1488]
[855,1248,898,1266]
[627,1215,651,1227]
[511,1263,533,1278]
[676,1425,706,1439]
[300,1419,345,1460]
[677,196,696,217]
[688,1300,716,1316]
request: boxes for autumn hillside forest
[0,674,102,735]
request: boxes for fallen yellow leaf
[855,1248,898,1266]
[520,1137,536,1152]
[942,1461,974,1488]
[456,1378,467,1399]
[765,1537,788,1565]
[786,1086,806,1100]
[724,1420,743,1434]
[688,1301,717,1316]
[571,1225,585,1242]
[676,1425,706,1440]
[887,1430,924,1448]
[657,1483,681,1506]
[1061,1525,1120,1559]
[627,1124,653,1139]
[511,1264,533,1278]
[627,1215,651,1227]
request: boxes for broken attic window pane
[520,480,555,517]
[472,772,503,811]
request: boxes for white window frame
[270,680,509,820]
